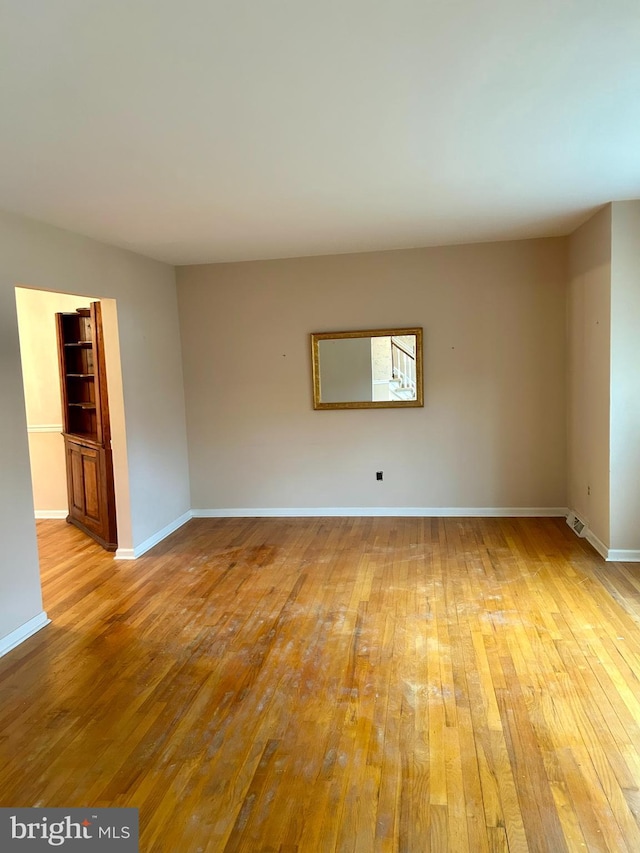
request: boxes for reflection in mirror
[311,328,423,409]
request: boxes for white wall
[0,210,190,650]
[610,201,640,552]
[177,239,567,511]
[567,206,612,547]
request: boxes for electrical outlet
[587,485,591,496]
[376,471,383,481]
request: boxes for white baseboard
[566,508,640,562]
[192,506,569,519]
[607,549,640,563]
[0,611,50,658]
[114,510,193,560]
[566,507,608,559]
[585,528,609,560]
[114,548,136,561]
[34,510,68,519]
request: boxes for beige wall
[0,210,190,649]
[610,201,640,552]
[567,206,612,547]
[15,289,90,427]
[16,289,91,514]
[177,239,567,510]
[100,297,133,550]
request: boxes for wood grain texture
[2,517,640,852]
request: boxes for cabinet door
[65,438,117,551]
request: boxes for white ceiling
[1,1,639,265]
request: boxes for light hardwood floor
[2,517,640,851]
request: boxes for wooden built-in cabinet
[56,302,117,551]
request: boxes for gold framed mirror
[311,327,423,410]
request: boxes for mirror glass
[311,328,423,409]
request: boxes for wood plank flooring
[2,517,640,851]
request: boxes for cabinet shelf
[56,301,117,551]
[65,431,99,443]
